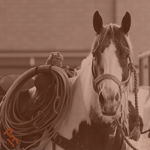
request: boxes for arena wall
[0,0,149,76]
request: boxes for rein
[92,55,141,150]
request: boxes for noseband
[93,70,132,97]
[92,56,132,96]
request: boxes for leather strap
[51,134,89,150]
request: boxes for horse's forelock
[91,24,132,56]
[113,26,132,55]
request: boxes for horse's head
[92,11,132,118]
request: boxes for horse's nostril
[115,93,119,101]
[99,92,105,105]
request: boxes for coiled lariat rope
[0,65,72,150]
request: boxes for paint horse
[36,11,143,150]
[0,12,143,150]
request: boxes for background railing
[138,50,150,86]
[0,50,89,75]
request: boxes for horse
[0,11,143,150]
[37,11,143,150]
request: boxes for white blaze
[101,40,122,100]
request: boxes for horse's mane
[74,53,93,78]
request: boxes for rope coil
[0,65,72,150]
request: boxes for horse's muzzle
[99,92,120,116]
[102,110,116,116]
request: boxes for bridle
[92,54,142,150]
[92,53,150,150]
[93,67,132,97]
[92,54,133,95]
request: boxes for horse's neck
[58,57,98,139]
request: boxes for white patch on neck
[58,55,98,139]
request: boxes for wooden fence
[0,50,89,75]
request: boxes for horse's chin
[90,108,121,125]
[100,101,120,116]
[100,114,117,124]
[90,101,122,124]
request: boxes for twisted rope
[114,56,141,150]
[128,56,140,128]
[0,65,72,150]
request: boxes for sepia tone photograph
[0,0,150,150]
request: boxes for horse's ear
[121,12,131,34]
[93,11,103,34]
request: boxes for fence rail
[138,50,150,86]
[0,50,89,74]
